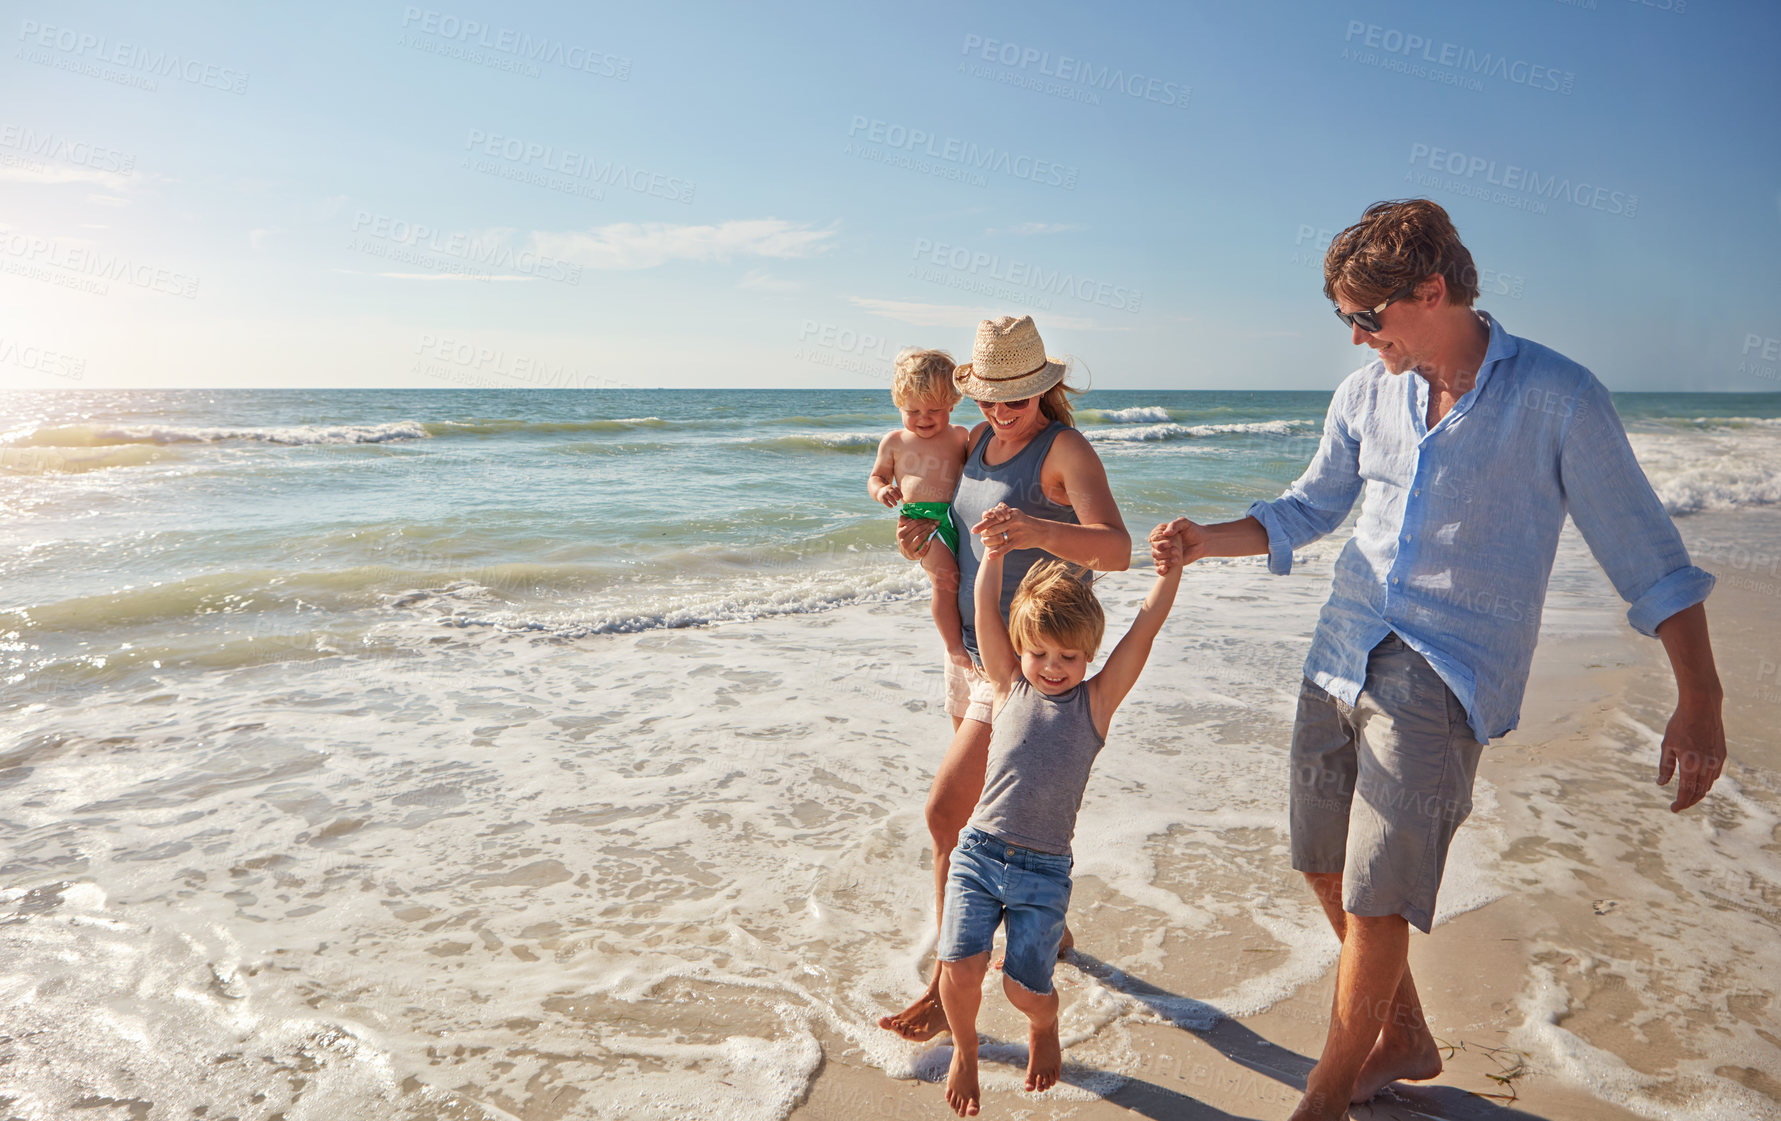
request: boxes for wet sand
[793,511,1781,1121]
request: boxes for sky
[1,0,1778,391]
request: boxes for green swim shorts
[899,501,959,555]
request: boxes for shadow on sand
[1015,951,1570,1121]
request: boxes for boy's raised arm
[1092,550,1183,720]
[974,538,1020,690]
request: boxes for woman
[879,314,1131,1041]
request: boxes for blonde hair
[1007,560,1104,660]
[891,348,960,407]
[1036,377,1083,428]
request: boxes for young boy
[867,348,974,668]
[937,504,1183,1117]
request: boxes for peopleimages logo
[911,238,1142,313]
[398,7,630,79]
[846,116,1078,190]
[0,125,136,173]
[463,129,694,204]
[959,34,1190,109]
[15,19,249,93]
[349,212,582,285]
[0,337,85,380]
[1342,21,1575,95]
[412,334,622,388]
[1405,143,1638,218]
[0,228,200,298]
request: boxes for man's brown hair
[1322,198,1479,308]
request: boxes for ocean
[2,388,1779,1120]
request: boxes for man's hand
[1150,525,1187,576]
[896,515,937,560]
[1652,602,1725,814]
[1149,517,1209,571]
[1657,700,1726,812]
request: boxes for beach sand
[3,512,1776,1120]
[790,510,1781,1121]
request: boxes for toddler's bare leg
[921,544,968,666]
[1003,974,1062,1093]
[940,955,988,1117]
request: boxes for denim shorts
[937,826,1073,996]
[1289,634,1484,934]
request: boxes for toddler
[937,505,1182,1116]
[868,348,973,667]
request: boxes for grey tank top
[951,422,1081,660]
[968,677,1106,856]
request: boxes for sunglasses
[980,396,1036,411]
[1333,284,1416,333]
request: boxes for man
[1150,199,1726,1121]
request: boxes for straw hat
[953,315,1067,402]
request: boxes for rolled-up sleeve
[1248,379,1364,575]
[1559,373,1715,636]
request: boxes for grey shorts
[1289,634,1484,933]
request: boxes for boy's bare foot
[1024,1020,1062,1093]
[946,1047,981,1117]
[1350,1032,1443,1102]
[878,983,949,1041]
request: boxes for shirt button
[1404,533,1413,542]
[1413,488,1421,496]
[1392,577,1400,584]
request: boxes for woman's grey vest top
[950,421,1080,660]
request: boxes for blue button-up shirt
[1249,313,1713,743]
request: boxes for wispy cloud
[849,297,1119,332]
[329,268,533,282]
[528,219,837,270]
[985,221,1082,237]
[0,164,134,191]
[374,272,534,282]
[737,268,801,293]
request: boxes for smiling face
[1335,281,1432,376]
[898,395,955,439]
[1018,634,1088,695]
[977,394,1047,444]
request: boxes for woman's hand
[896,515,938,560]
[981,522,1014,559]
[971,503,1042,552]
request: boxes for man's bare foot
[1024,1020,1062,1093]
[878,984,949,1042]
[1286,1086,1350,1121]
[1350,1032,1443,1103]
[946,1046,981,1117]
